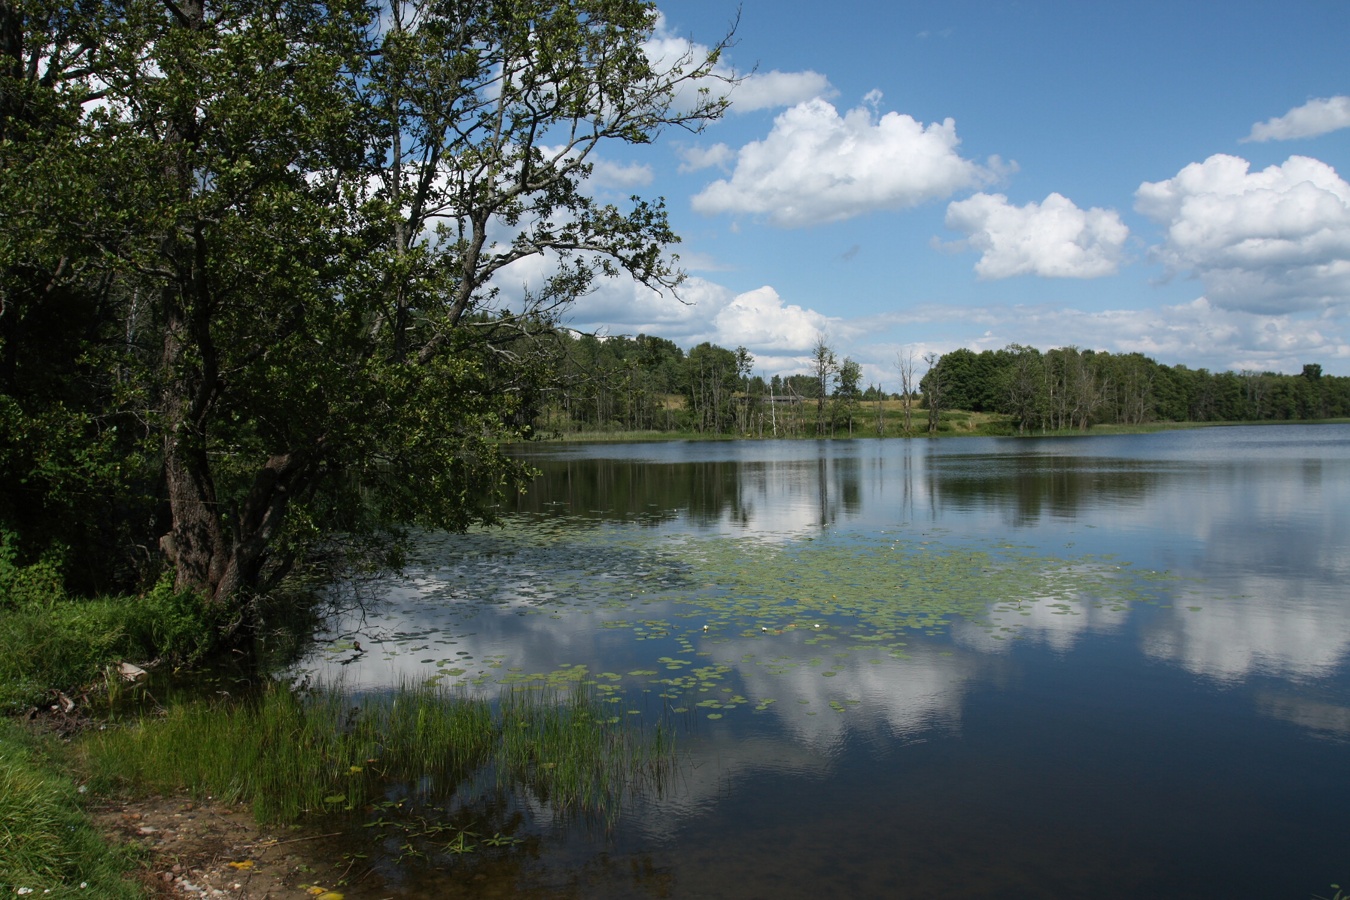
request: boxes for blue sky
[538,0,1350,387]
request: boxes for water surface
[298,425,1350,898]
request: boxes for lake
[296,424,1350,899]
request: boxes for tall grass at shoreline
[0,557,221,713]
[498,685,673,817]
[80,680,672,825]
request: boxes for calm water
[298,424,1350,899]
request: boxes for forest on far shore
[534,331,1348,437]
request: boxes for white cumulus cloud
[644,16,831,116]
[1135,154,1350,313]
[532,271,836,358]
[588,159,654,189]
[1243,96,1350,142]
[708,286,836,352]
[561,273,731,336]
[677,142,735,173]
[944,192,1128,279]
[730,69,834,112]
[692,95,1001,227]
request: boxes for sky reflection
[303,424,1350,725]
[292,426,1350,898]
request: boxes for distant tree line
[535,332,877,437]
[530,335,1346,437]
[920,345,1348,433]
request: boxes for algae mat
[308,517,1195,720]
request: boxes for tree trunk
[154,0,272,616]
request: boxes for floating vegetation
[304,517,1195,727]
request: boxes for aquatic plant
[497,683,673,817]
[326,519,1192,721]
[80,679,671,826]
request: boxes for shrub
[0,531,66,610]
[0,564,221,713]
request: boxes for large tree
[810,335,836,436]
[833,356,861,435]
[921,352,944,434]
[0,0,730,626]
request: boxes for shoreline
[514,416,1350,444]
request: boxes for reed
[80,679,670,826]
[497,683,673,817]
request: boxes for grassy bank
[1,532,673,894]
[0,542,222,895]
[524,408,1009,442]
[0,679,673,897]
[0,721,143,898]
[1081,417,1350,434]
[0,561,669,890]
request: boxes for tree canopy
[921,344,1349,432]
[0,0,730,622]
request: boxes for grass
[0,720,143,898]
[1083,417,1350,435]
[80,679,673,825]
[0,539,672,889]
[0,679,671,897]
[534,417,998,443]
[530,428,711,443]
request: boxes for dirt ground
[15,693,394,899]
[89,793,382,900]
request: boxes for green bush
[0,531,66,610]
[121,578,223,664]
[0,561,221,712]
